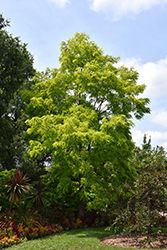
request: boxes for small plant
[0,235,21,249]
[0,209,63,244]
[5,170,31,203]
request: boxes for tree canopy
[24,32,150,214]
[0,14,35,170]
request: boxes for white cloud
[151,109,167,128]
[131,129,143,146]
[48,0,70,8]
[120,56,167,98]
[131,129,167,149]
[125,56,167,150]
[120,55,167,150]
[88,0,167,20]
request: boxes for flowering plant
[0,235,21,249]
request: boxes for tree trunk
[79,199,84,218]
[147,194,152,234]
[147,224,152,234]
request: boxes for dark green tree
[0,169,15,211]
[0,14,35,170]
[113,136,167,244]
[131,135,167,174]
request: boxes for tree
[0,169,15,211]
[25,32,150,216]
[131,135,167,174]
[107,136,167,220]
[0,14,35,170]
[113,163,167,245]
[113,136,167,244]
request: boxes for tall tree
[0,14,35,170]
[25,32,150,215]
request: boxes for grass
[7,227,163,250]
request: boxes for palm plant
[32,179,44,210]
[5,169,31,205]
[2,170,31,233]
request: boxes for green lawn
[8,227,159,250]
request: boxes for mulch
[100,233,167,249]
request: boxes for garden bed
[101,233,167,249]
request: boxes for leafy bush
[0,169,15,211]
[113,162,167,244]
[112,137,167,244]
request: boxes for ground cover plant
[0,235,21,249]
[0,209,63,249]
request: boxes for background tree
[131,135,167,174]
[24,32,150,217]
[113,136,167,244]
[0,169,15,211]
[0,14,35,170]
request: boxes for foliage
[0,169,15,210]
[0,14,35,171]
[30,179,44,210]
[24,32,150,215]
[0,235,21,249]
[24,179,49,211]
[5,170,31,203]
[131,135,167,174]
[0,209,63,247]
[0,14,10,29]
[0,169,45,212]
[113,136,167,243]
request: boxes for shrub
[113,162,167,244]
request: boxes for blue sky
[1,0,167,149]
